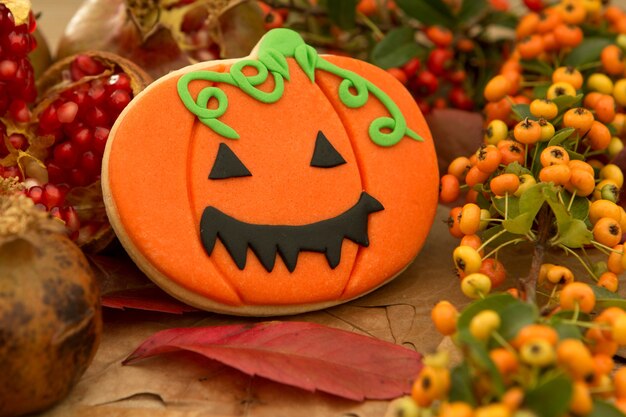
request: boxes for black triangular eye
[310,131,346,168]
[209,143,252,180]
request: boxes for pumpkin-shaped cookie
[102,29,438,316]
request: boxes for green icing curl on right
[177,28,423,147]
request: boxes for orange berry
[546,265,574,285]
[489,348,519,376]
[593,94,616,124]
[557,338,595,381]
[425,25,453,48]
[607,244,624,274]
[565,169,595,197]
[540,145,569,167]
[476,145,502,173]
[569,381,593,415]
[516,13,540,39]
[567,160,594,176]
[485,98,513,123]
[498,140,525,165]
[479,258,506,288]
[552,66,583,89]
[615,367,626,399]
[539,164,571,186]
[448,156,471,179]
[563,107,595,136]
[514,118,541,144]
[558,0,587,24]
[553,24,583,48]
[459,203,481,235]
[586,120,611,150]
[530,98,558,120]
[447,206,464,238]
[536,8,562,33]
[490,173,520,196]
[601,44,626,75]
[512,324,558,349]
[584,91,604,109]
[517,34,544,60]
[465,165,490,187]
[484,75,512,102]
[589,200,621,225]
[411,366,450,406]
[560,282,596,313]
[440,174,460,203]
[598,271,619,292]
[593,217,622,247]
[431,300,458,336]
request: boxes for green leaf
[511,103,536,121]
[548,128,575,146]
[566,148,585,161]
[370,28,423,69]
[259,48,290,80]
[396,0,456,27]
[564,37,615,68]
[520,59,553,76]
[294,44,318,82]
[448,363,476,406]
[496,301,538,341]
[504,161,532,177]
[589,399,626,417]
[533,84,550,99]
[458,0,486,23]
[592,285,626,310]
[561,191,589,221]
[325,0,359,30]
[503,183,546,234]
[552,94,583,113]
[553,218,592,248]
[550,320,583,340]
[524,375,573,417]
[491,194,520,219]
[457,294,520,342]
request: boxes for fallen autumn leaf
[124,321,422,401]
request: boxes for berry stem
[558,244,598,280]
[520,205,552,305]
[482,237,525,260]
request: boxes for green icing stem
[177,29,424,147]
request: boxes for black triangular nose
[310,131,346,168]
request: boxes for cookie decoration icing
[102,28,439,316]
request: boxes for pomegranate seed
[108,89,131,113]
[53,142,78,169]
[70,127,93,151]
[46,162,67,184]
[42,183,64,209]
[38,104,61,132]
[85,106,109,128]
[49,206,62,220]
[88,83,106,105]
[0,165,21,179]
[27,185,43,204]
[75,54,104,76]
[8,99,29,123]
[57,101,78,124]
[69,168,90,187]
[63,206,80,234]
[79,151,100,175]
[107,73,131,92]
[7,133,26,150]
[7,31,29,55]
[93,127,110,155]
[0,59,16,79]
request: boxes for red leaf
[124,321,422,401]
[102,287,200,314]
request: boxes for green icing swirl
[177,28,423,147]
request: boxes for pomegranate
[29,52,151,250]
[0,178,102,417]
[0,0,37,181]
[57,0,266,78]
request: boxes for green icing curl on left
[177,28,423,147]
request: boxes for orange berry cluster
[387,287,626,416]
[441,0,626,301]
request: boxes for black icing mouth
[199,192,384,273]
